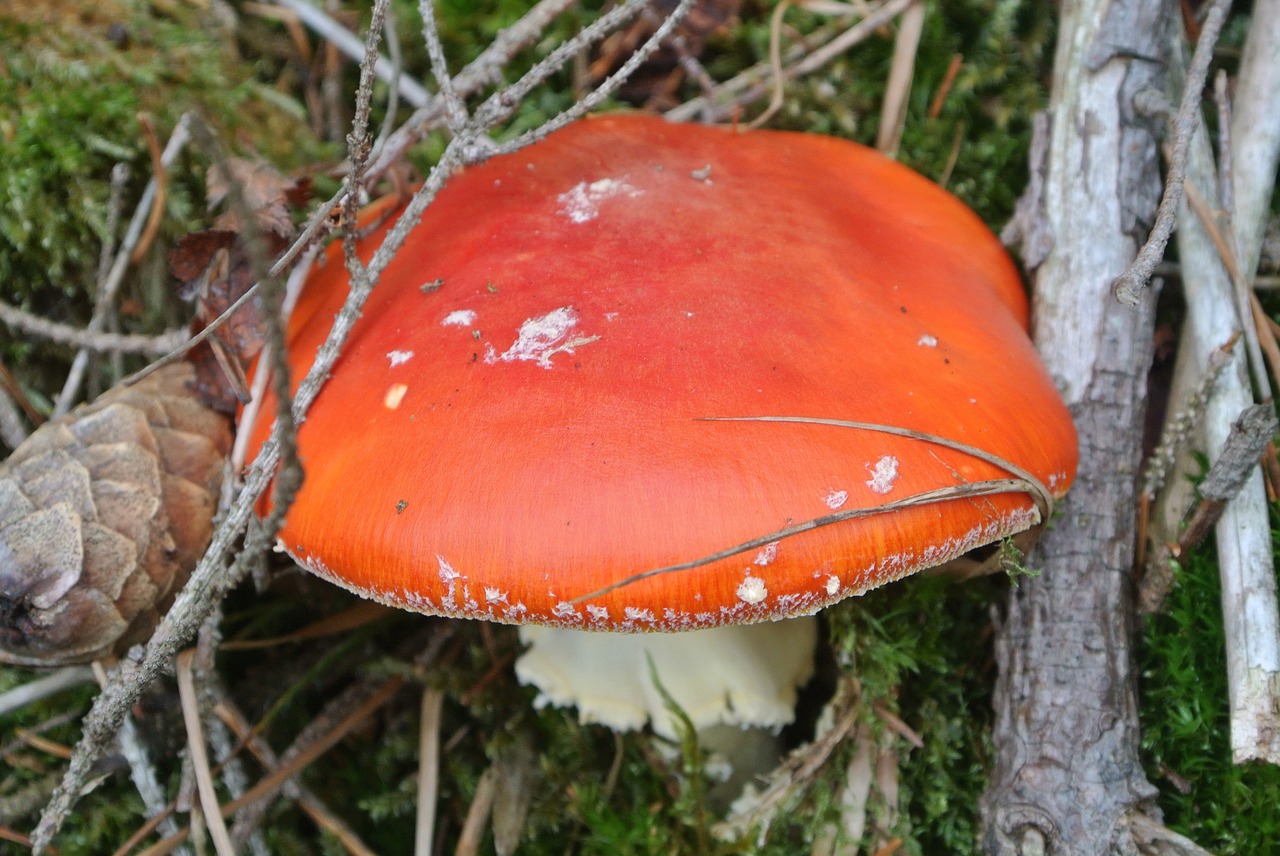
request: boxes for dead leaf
[206,157,306,237]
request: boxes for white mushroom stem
[515,617,818,742]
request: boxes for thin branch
[272,0,431,107]
[215,696,379,856]
[367,0,579,179]
[474,0,651,133]
[89,663,187,847]
[54,114,193,415]
[1111,0,1231,306]
[0,300,188,355]
[668,0,913,123]
[133,679,407,856]
[492,0,696,154]
[417,0,467,132]
[1156,12,1280,766]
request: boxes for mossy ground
[1,1,1277,854]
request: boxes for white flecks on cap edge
[822,489,849,510]
[286,505,1040,630]
[865,456,900,495]
[736,576,768,604]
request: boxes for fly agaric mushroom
[243,114,1076,739]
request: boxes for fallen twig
[272,0,431,107]
[1112,0,1230,306]
[0,300,188,356]
[1165,10,1280,766]
[1175,404,1278,554]
[54,114,194,416]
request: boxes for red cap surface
[246,114,1077,631]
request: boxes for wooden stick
[980,0,1169,849]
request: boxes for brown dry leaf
[206,157,307,237]
[169,230,267,412]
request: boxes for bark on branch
[980,0,1170,851]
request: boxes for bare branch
[668,0,914,123]
[0,300,188,355]
[272,0,431,107]
[418,0,467,131]
[54,114,193,416]
[1111,0,1231,306]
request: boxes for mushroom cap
[246,114,1076,631]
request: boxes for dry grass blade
[670,0,913,123]
[715,679,861,840]
[748,0,795,128]
[129,114,168,266]
[176,650,235,856]
[875,0,924,155]
[135,678,406,856]
[13,730,73,761]
[0,668,94,718]
[220,601,394,651]
[272,0,431,107]
[0,826,41,850]
[927,53,963,119]
[214,701,379,856]
[871,703,923,749]
[416,687,444,856]
[1184,180,1273,400]
[55,113,195,416]
[454,767,497,856]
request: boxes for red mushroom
[244,113,1075,736]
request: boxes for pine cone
[0,362,232,666]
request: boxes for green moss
[758,0,1054,228]
[1140,543,1280,853]
[825,575,998,854]
[0,0,330,310]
